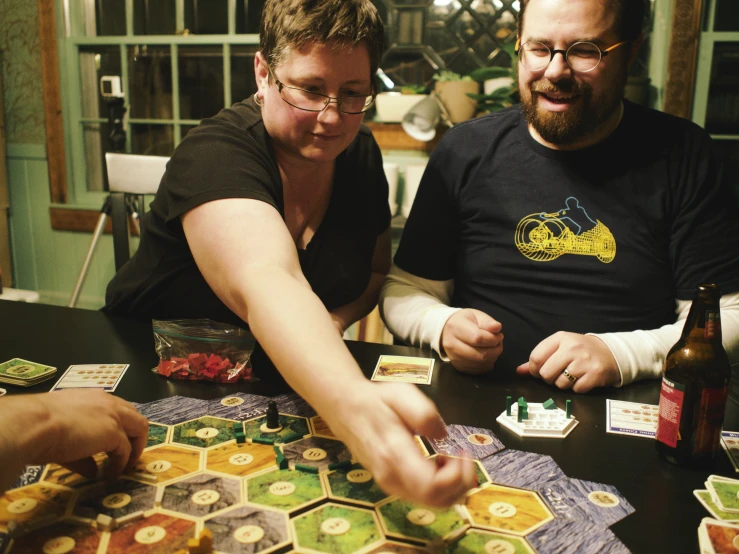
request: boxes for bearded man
[379,0,739,392]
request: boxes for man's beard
[520,73,626,146]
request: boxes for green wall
[1,0,674,310]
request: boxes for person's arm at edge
[379,264,461,358]
[330,227,391,334]
[592,291,739,386]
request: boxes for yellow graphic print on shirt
[515,197,616,263]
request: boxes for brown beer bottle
[656,284,730,468]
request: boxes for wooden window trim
[663,0,703,118]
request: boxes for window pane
[79,46,123,119]
[130,124,175,156]
[184,0,228,34]
[705,43,739,135]
[128,45,173,119]
[231,45,259,104]
[179,46,224,120]
[95,0,126,35]
[235,0,264,34]
[134,0,176,35]
[715,0,739,32]
[82,122,113,192]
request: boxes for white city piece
[497,401,578,439]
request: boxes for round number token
[346,469,372,484]
[260,423,283,434]
[102,493,132,509]
[302,448,327,461]
[488,502,517,518]
[733,535,739,549]
[42,536,76,554]
[587,491,619,508]
[135,526,166,544]
[229,453,254,466]
[7,365,33,375]
[321,517,351,535]
[406,508,435,526]
[7,498,38,514]
[221,397,244,407]
[234,525,265,544]
[269,481,296,496]
[191,489,220,505]
[146,460,171,473]
[196,427,220,439]
[467,433,493,446]
[484,539,516,554]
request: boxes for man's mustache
[530,80,584,95]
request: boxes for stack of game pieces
[694,475,739,552]
[0,358,57,387]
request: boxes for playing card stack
[695,475,739,553]
[0,358,57,387]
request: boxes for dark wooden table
[2,299,736,553]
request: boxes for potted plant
[466,44,519,114]
[432,70,480,123]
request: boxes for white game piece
[496,402,578,438]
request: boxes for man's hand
[323,381,477,507]
[516,332,620,392]
[441,309,504,374]
[4,390,148,486]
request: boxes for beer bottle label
[694,386,728,454]
[656,376,685,448]
[705,310,721,339]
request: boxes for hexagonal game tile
[129,444,203,485]
[377,498,468,545]
[205,504,291,553]
[172,415,242,449]
[482,450,566,492]
[74,479,156,521]
[207,441,278,478]
[292,502,384,554]
[0,483,74,534]
[324,463,388,507]
[146,423,170,449]
[538,478,634,527]
[207,393,272,420]
[462,484,553,536]
[363,541,428,553]
[428,425,505,461]
[11,466,43,490]
[7,519,102,553]
[106,511,196,553]
[310,415,335,438]
[161,472,241,518]
[242,413,310,445]
[283,437,352,471]
[40,452,108,489]
[525,518,630,554]
[245,468,327,513]
[270,393,317,418]
[446,528,535,554]
[138,396,208,425]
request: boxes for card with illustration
[723,431,739,473]
[0,358,57,387]
[370,355,434,385]
[699,517,739,554]
[695,490,739,523]
[707,475,739,513]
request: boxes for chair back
[104,153,169,270]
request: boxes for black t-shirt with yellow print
[394,100,739,373]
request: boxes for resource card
[50,363,129,392]
[606,399,659,438]
[0,358,57,387]
[371,355,434,385]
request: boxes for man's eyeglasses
[270,70,375,114]
[515,38,628,73]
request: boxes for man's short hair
[517,0,648,42]
[259,0,384,79]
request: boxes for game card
[50,364,129,392]
[699,517,739,554]
[371,355,434,385]
[605,399,659,438]
[707,475,739,513]
[723,431,739,473]
[0,358,57,387]
[695,490,739,523]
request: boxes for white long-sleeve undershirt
[379,264,739,386]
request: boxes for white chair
[105,152,169,271]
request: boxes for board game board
[1,393,634,553]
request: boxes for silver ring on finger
[561,368,577,383]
